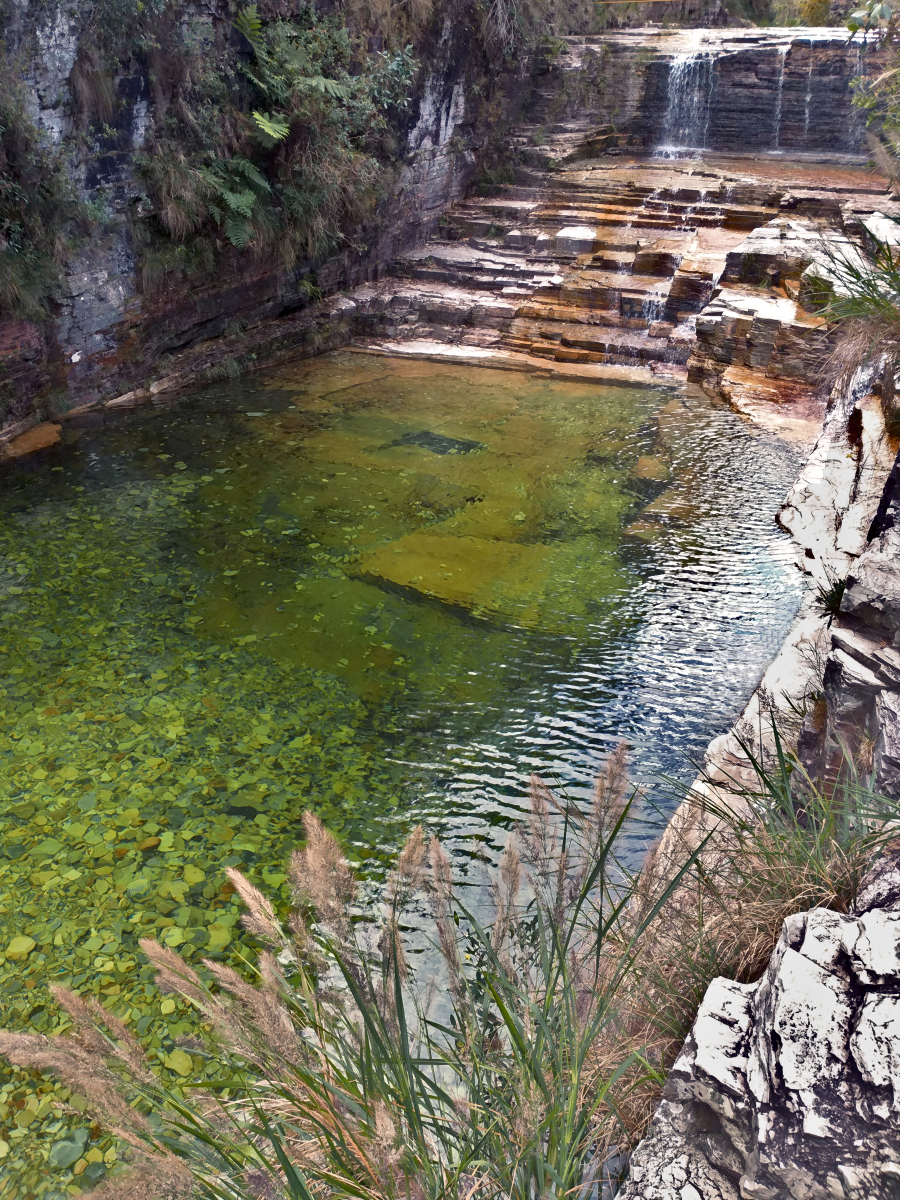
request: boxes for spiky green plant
[0,749,699,1200]
[811,566,849,623]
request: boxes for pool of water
[0,353,802,1112]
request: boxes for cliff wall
[619,849,900,1200]
[0,0,510,427]
[0,17,884,434]
[516,28,879,160]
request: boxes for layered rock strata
[0,25,889,434]
[618,851,900,1200]
[350,159,889,395]
[0,0,503,429]
[796,449,900,797]
[5,140,894,463]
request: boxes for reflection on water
[0,351,804,1033]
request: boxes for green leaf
[223,214,253,249]
[300,76,352,100]
[235,4,263,50]
[252,110,291,143]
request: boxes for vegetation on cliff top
[137,2,418,289]
[0,54,81,320]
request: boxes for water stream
[804,53,815,140]
[773,46,788,150]
[656,51,715,158]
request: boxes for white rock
[619,862,900,1200]
[850,993,900,1109]
[798,909,851,973]
[554,226,598,255]
[844,910,900,982]
[770,948,852,1090]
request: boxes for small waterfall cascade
[803,53,814,140]
[655,47,716,158]
[622,187,660,230]
[773,46,788,150]
[642,290,668,322]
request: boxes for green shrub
[135,3,417,280]
[0,749,690,1199]
[812,567,848,622]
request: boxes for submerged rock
[358,530,555,625]
[357,528,625,632]
[382,430,486,455]
[0,423,61,458]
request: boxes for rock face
[525,29,882,160]
[796,446,900,797]
[0,0,497,430]
[637,32,874,157]
[0,20,889,433]
[618,853,900,1200]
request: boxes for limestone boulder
[618,860,900,1200]
[721,219,822,286]
[841,526,900,641]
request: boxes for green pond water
[0,352,803,1194]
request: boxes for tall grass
[1,741,896,1200]
[806,226,900,403]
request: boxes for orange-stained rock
[1,422,61,458]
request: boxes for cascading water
[674,203,697,233]
[773,46,788,150]
[642,290,668,322]
[803,54,814,140]
[655,51,715,159]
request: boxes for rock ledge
[618,853,900,1200]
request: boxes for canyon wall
[0,16,885,434]
[514,28,878,160]
[0,0,504,426]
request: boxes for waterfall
[803,54,814,140]
[655,52,715,159]
[642,290,667,322]
[773,47,788,150]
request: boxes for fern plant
[136,2,417,268]
[197,158,273,250]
